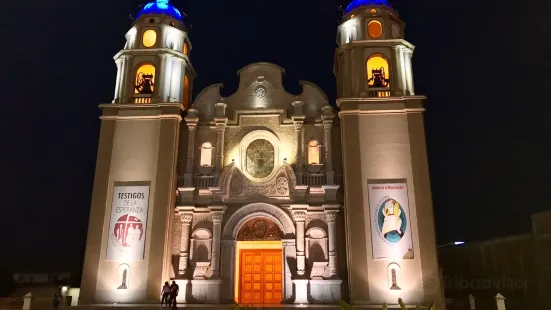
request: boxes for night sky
[0,0,549,273]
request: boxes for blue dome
[345,0,391,13]
[136,0,183,21]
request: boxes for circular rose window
[246,139,275,179]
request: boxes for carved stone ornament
[237,218,283,241]
[310,262,329,280]
[255,85,267,98]
[181,213,193,224]
[192,262,211,279]
[211,212,224,224]
[325,212,337,223]
[292,211,306,223]
[293,121,304,132]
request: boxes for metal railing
[368,88,391,97]
[0,298,23,309]
[133,94,153,104]
[303,174,326,186]
[194,175,216,188]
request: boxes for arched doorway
[235,217,283,305]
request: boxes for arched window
[117,264,130,290]
[183,42,189,55]
[367,20,383,39]
[142,29,157,47]
[388,263,401,290]
[308,140,321,165]
[135,64,156,95]
[200,142,213,167]
[366,54,390,88]
[183,75,190,109]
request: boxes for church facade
[80,0,445,308]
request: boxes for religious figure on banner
[113,215,144,248]
[377,198,407,244]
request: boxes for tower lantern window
[135,64,156,95]
[142,30,157,48]
[366,55,390,88]
[367,20,383,39]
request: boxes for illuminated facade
[80,0,444,308]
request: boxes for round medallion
[245,139,275,179]
[255,86,267,98]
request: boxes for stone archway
[222,203,295,239]
[219,203,296,304]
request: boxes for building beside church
[80,0,445,307]
[439,211,551,310]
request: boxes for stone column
[325,211,338,278]
[214,103,228,178]
[406,50,415,95]
[281,239,296,301]
[113,58,123,103]
[210,211,225,278]
[292,101,305,185]
[322,106,335,185]
[292,211,306,276]
[119,56,130,103]
[179,213,193,277]
[155,55,170,102]
[183,109,199,186]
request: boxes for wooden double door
[239,249,283,304]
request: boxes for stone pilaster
[292,101,305,185]
[183,109,199,186]
[292,211,307,276]
[209,209,225,278]
[214,103,228,178]
[158,54,168,102]
[322,106,335,185]
[325,211,339,278]
[178,213,193,277]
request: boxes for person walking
[169,280,179,308]
[161,281,171,307]
[52,288,63,310]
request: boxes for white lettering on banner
[106,185,150,261]
[368,182,414,260]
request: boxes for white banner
[368,182,414,259]
[106,185,150,261]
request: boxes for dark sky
[0,0,549,272]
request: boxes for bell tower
[80,0,196,304]
[335,0,445,308]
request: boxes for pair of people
[52,288,63,310]
[161,281,179,307]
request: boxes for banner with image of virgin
[368,181,414,260]
[106,185,150,261]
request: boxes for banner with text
[106,185,150,261]
[368,181,414,259]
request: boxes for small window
[350,14,355,19]
[135,64,155,95]
[183,75,190,109]
[388,263,402,290]
[308,140,321,165]
[200,143,213,167]
[142,30,157,47]
[183,42,189,55]
[368,20,383,39]
[370,9,377,14]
